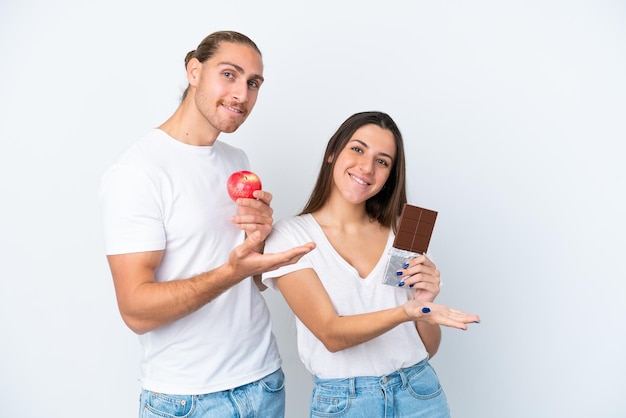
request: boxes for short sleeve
[262,226,314,290]
[99,163,166,255]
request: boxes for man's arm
[232,190,273,292]
[108,231,315,335]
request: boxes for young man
[99,31,315,418]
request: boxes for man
[99,30,315,418]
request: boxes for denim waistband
[313,357,429,394]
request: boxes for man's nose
[231,81,248,103]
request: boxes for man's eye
[248,80,259,89]
[223,71,234,79]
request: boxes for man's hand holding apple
[225,170,316,291]
[227,170,272,241]
[233,189,274,241]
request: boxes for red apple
[226,170,262,201]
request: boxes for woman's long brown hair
[300,111,407,233]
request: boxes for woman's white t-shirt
[262,214,428,379]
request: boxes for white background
[1,1,625,417]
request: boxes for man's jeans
[139,368,285,418]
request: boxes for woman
[262,111,480,417]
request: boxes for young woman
[262,111,480,417]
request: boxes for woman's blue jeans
[310,359,450,417]
[138,368,285,418]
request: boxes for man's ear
[186,57,202,87]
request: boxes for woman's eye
[351,146,363,154]
[377,159,389,167]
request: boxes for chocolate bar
[392,204,438,254]
[382,203,438,287]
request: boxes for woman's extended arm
[274,267,479,353]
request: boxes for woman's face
[331,124,396,205]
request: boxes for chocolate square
[392,204,438,254]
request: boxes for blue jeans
[139,368,285,418]
[310,359,450,418]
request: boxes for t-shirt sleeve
[99,163,166,255]
[261,223,314,290]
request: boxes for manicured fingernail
[473,321,480,324]
[397,281,405,287]
[421,307,431,314]
[402,263,410,269]
[409,284,414,288]
[396,270,403,276]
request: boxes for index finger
[252,189,272,205]
[417,254,435,268]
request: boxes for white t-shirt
[100,129,281,394]
[262,214,428,379]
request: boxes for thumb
[244,231,263,248]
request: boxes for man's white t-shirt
[100,129,281,394]
[262,214,428,379]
